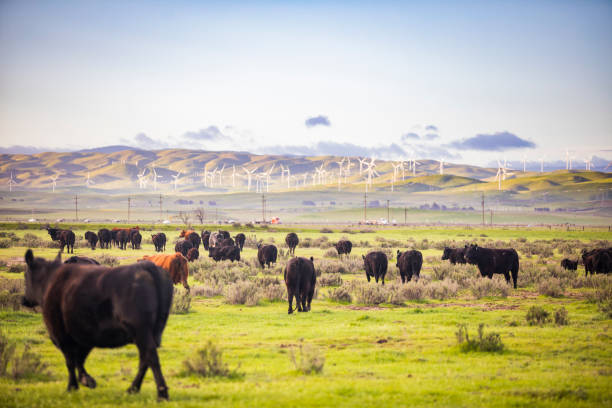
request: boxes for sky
[0,0,611,167]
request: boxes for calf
[130,231,142,250]
[201,231,211,250]
[257,244,278,269]
[234,233,246,251]
[441,247,466,264]
[285,233,299,255]
[560,258,578,271]
[175,239,193,257]
[22,250,173,399]
[362,251,388,285]
[396,250,422,283]
[64,256,100,265]
[334,240,352,257]
[464,244,519,289]
[152,233,167,252]
[84,231,98,250]
[284,256,316,314]
[140,253,190,292]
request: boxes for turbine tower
[85,172,95,187]
[50,175,59,193]
[151,168,162,191]
[584,156,593,171]
[495,160,511,191]
[243,167,256,192]
[7,172,17,192]
[137,169,149,189]
[358,157,368,176]
[171,170,182,191]
[439,158,445,175]
[364,159,379,188]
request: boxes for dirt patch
[406,302,519,311]
[343,305,385,311]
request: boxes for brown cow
[140,253,190,292]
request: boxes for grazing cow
[84,231,98,250]
[64,256,100,265]
[130,231,142,250]
[441,247,466,264]
[334,240,352,257]
[208,232,222,249]
[464,244,519,289]
[234,233,246,251]
[284,256,316,314]
[285,233,299,255]
[218,230,230,240]
[152,233,167,252]
[220,237,235,247]
[560,258,578,271]
[174,239,193,257]
[362,251,388,285]
[140,253,189,292]
[22,250,173,400]
[201,231,211,250]
[208,245,241,262]
[396,250,423,283]
[186,248,199,262]
[115,229,130,250]
[46,227,76,254]
[582,248,612,276]
[257,244,277,269]
[180,230,201,250]
[97,229,111,249]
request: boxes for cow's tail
[511,251,519,289]
[141,261,173,347]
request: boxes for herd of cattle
[17,228,612,400]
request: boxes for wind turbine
[171,170,182,191]
[243,167,256,192]
[302,172,309,188]
[539,156,545,173]
[344,157,353,182]
[364,159,379,188]
[522,155,527,173]
[264,164,275,192]
[391,162,403,192]
[495,160,511,191]
[439,158,445,175]
[7,172,17,192]
[584,156,593,171]
[231,165,237,188]
[335,158,345,190]
[50,175,59,192]
[85,172,95,187]
[151,168,162,190]
[358,157,368,176]
[217,164,225,186]
[137,168,149,189]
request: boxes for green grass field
[0,223,610,407]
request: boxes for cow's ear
[362,255,365,260]
[310,256,314,262]
[25,249,34,265]
[54,250,62,264]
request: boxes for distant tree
[194,208,205,224]
[179,211,192,227]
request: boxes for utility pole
[74,195,79,221]
[490,209,493,225]
[386,200,390,223]
[481,192,485,226]
[404,207,407,225]
[262,193,266,224]
[363,191,367,223]
[127,197,131,223]
[159,194,163,222]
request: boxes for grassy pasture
[0,223,610,407]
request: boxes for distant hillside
[0,148,609,200]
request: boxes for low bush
[182,340,241,378]
[318,273,342,287]
[469,277,510,299]
[191,284,224,297]
[326,285,352,303]
[526,306,550,326]
[93,253,119,267]
[10,343,49,379]
[323,248,338,258]
[0,239,12,249]
[426,279,459,300]
[0,329,15,376]
[260,283,286,302]
[537,277,565,297]
[455,324,504,353]
[170,287,191,314]
[224,281,261,306]
[554,307,569,326]
[7,264,25,273]
[289,341,325,375]
[320,228,333,233]
[353,283,388,305]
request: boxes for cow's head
[463,244,479,264]
[441,247,451,260]
[23,249,62,308]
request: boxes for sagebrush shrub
[469,277,510,299]
[289,342,325,375]
[537,278,565,298]
[526,306,550,326]
[318,273,342,287]
[353,283,387,305]
[0,329,15,376]
[170,287,191,314]
[191,284,224,297]
[554,307,569,326]
[426,279,459,300]
[323,248,338,258]
[183,340,241,378]
[224,281,261,306]
[11,343,49,379]
[93,253,119,267]
[326,285,352,303]
[260,283,286,302]
[455,324,504,353]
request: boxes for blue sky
[0,0,611,166]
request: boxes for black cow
[174,239,193,257]
[218,230,230,240]
[441,247,466,264]
[208,245,241,262]
[97,229,111,249]
[285,233,299,255]
[362,251,388,285]
[64,256,100,265]
[334,240,352,257]
[201,231,211,250]
[186,248,199,262]
[130,231,142,250]
[284,256,316,314]
[116,229,130,250]
[560,258,578,271]
[220,237,235,247]
[257,244,277,269]
[464,244,519,289]
[84,232,98,250]
[234,233,246,251]
[152,233,167,252]
[22,250,173,400]
[181,231,201,250]
[582,248,612,276]
[46,227,76,254]
[396,250,422,283]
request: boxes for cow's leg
[307,288,314,311]
[287,290,294,314]
[296,292,304,312]
[76,346,96,388]
[400,274,405,284]
[366,273,371,282]
[62,348,79,391]
[381,275,385,285]
[128,339,149,394]
[300,293,307,312]
[503,271,511,285]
